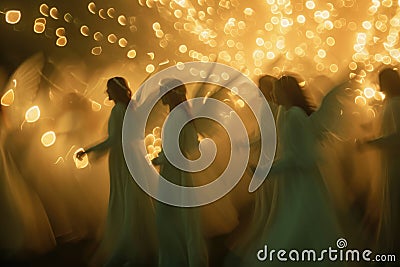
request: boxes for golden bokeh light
[39,4,49,17]
[80,25,89,36]
[56,36,68,47]
[91,46,102,56]
[41,131,56,147]
[5,10,21,24]
[1,89,15,107]
[127,49,137,59]
[25,106,41,123]
[49,7,59,19]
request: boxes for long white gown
[372,96,400,256]
[238,106,342,267]
[90,102,157,267]
[0,112,56,259]
[153,102,208,267]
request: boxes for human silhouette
[361,68,400,257]
[77,77,156,267]
[239,75,341,266]
[152,79,208,267]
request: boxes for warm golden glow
[107,8,116,18]
[1,89,15,107]
[56,36,67,47]
[41,131,56,147]
[145,134,155,147]
[127,49,137,59]
[64,13,73,23]
[39,4,49,17]
[88,2,96,14]
[5,10,21,24]
[146,64,155,73]
[49,7,59,19]
[94,32,103,41]
[91,46,102,55]
[364,87,375,99]
[25,106,41,123]
[98,9,107,19]
[56,27,65,37]
[91,100,102,111]
[118,38,128,47]
[355,96,367,106]
[80,25,89,36]
[74,148,89,169]
[34,22,45,34]
[118,15,127,26]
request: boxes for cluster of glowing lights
[145,127,162,162]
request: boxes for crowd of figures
[1,56,400,267]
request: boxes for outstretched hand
[76,150,86,160]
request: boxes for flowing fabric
[91,102,157,267]
[0,115,56,259]
[374,96,400,255]
[154,102,208,267]
[236,107,342,267]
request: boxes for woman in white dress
[238,75,342,267]
[152,79,208,267]
[361,68,400,257]
[78,77,156,267]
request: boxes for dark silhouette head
[379,68,400,98]
[274,75,315,116]
[259,75,278,102]
[160,78,187,109]
[106,77,132,105]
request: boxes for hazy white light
[305,1,316,9]
[364,87,375,98]
[127,49,137,58]
[25,106,41,123]
[41,131,56,147]
[146,64,155,73]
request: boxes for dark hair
[258,75,277,102]
[107,77,132,105]
[379,68,400,97]
[275,75,315,116]
[160,78,187,108]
